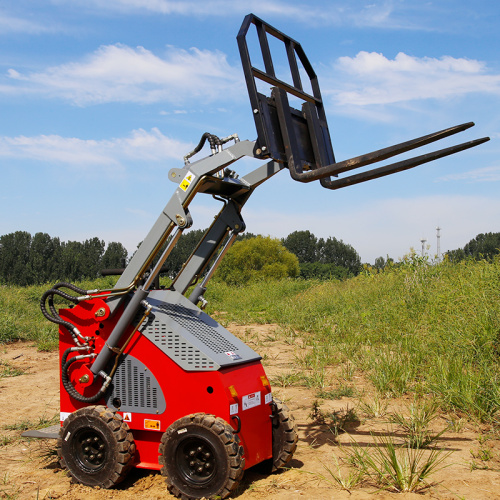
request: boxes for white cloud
[0,128,191,174]
[56,0,401,28]
[328,51,500,107]
[71,0,319,19]
[438,165,500,183]
[5,44,242,105]
[0,11,53,35]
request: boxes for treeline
[146,229,361,281]
[281,230,361,279]
[2,229,497,287]
[0,231,128,286]
[0,229,361,286]
[446,232,500,262]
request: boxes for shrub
[215,236,299,285]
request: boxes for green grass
[343,433,451,493]
[1,257,499,421]
[0,360,25,378]
[2,414,58,432]
[207,255,500,422]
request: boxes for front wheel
[159,413,244,499]
[57,405,135,488]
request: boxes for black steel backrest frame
[237,13,489,189]
[237,13,336,176]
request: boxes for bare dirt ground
[1,324,500,499]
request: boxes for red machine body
[58,298,273,471]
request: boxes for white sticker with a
[225,351,242,360]
[60,412,70,422]
[123,412,132,422]
[230,403,239,415]
[242,391,261,411]
[265,392,273,404]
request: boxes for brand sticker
[180,173,195,192]
[123,412,132,422]
[230,403,239,415]
[265,392,273,404]
[144,419,161,430]
[177,428,187,434]
[60,412,70,422]
[225,351,242,360]
[242,391,261,411]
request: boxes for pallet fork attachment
[237,14,489,189]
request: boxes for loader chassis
[33,13,489,500]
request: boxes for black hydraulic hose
[51,282,88,294]
[40,283,93,342]
[184,132,222,164]
[61,347,106,403]
[40,288,79,331]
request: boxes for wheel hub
[177,437,216,484]
[73,429,107,471]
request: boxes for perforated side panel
[106,355,166,414]
[144,317,217,370]
[158,303,238,353]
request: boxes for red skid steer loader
[26,13,489,500]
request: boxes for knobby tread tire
[57,405,135,489]
[159,413,245,500]
[271,399,298,472]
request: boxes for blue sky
[0,0,498,264]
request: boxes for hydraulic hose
[61,347,106,403]
[183,132,222,164]
[40,287,87,343]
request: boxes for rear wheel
[57,405,135,488]
[271,399,298,471]
[159,413,244,499]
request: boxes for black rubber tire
[159,413,245,500]
[57,405,135,488]
[271,399,298,471]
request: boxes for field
[1,256,500,498]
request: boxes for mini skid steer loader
[30,13,489,500]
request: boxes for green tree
[216,236,299,285]
[83,237,106,278]
[318,236,362,275]
[101,242,128,270]
[60,240,85,281]
[463,232,500,260]
[446,232,500,262]
[26,232,61,284]
[282,230,318,263]
[0,231,32,285]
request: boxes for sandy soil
[1,324,500,499]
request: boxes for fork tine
[320,137,490,190]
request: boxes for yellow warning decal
[180,173,195,192]
[144,419,161,430]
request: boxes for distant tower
[420,238,427,257]
[436,226,441,262]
